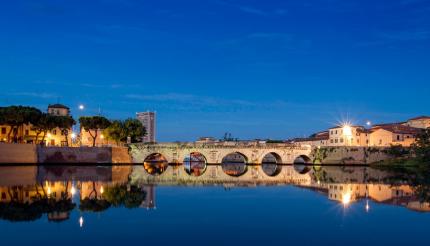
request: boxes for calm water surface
[0,164,429,246]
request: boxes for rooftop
[48,103,70,110]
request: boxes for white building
[136,111,156,143]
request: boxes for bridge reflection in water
[0,164,429,223]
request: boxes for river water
[0,164,429,245]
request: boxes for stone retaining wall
[0,144,131,164]
[311,146,391,164]
[0,143,37,163]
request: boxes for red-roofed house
[404,116,430,129]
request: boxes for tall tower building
[136,111,156,143]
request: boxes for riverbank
[0,143,131,164]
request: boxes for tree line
[0,105,146,146]
[0,106,75,144]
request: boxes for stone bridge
[129,142,312,164]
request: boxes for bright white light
[79,216,84,228]
[365,200,370,212]
[100,186,104,194]
[342,193,351,206]
[342,125,352,136]
[100,134,104,139]
[47,133,52,138]
[47,187,52,196]
[79,104,85,110]
[366,121,371,126]
[71,132,76,139]
[71,186,76,196]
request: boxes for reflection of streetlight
[71,186,76,196]
[79,216,84,228]
[342,192,351,206]
[365,200,370,212]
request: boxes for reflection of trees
[376,165,430,203]
[0,197,75,222]
[103,185,146,209]
[80,183,146,212]
[79,198,111,212]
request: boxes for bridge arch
[293,155,312,164]
[261,152,283,164]
[143,153,169,176]
[184,152,207,177]
[222,152,248,164]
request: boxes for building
[80,129,114,147]
[293,115,429,148]
[0,103,73,146]
[47,104,70,116]
[136,112,156,143]
[290,131,329,146]
[328,125,370,146]
[369,123,418,147]
[404,116,430,129]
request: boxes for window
[53,130,57,135]
[335,139,338,143]
[25,130,29,136]
[330,139,334,143]
[335,130,338,134]
[379,139,382,145]
[1,127,6,134]
[330,130,333,134]
[340,138,344,143]
[397,135,400,141]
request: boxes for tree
[0,106,42,143]
[103,120,123,145]
[104,118,146,145]
[123,118,145,143]
[31,113,58,144]
[412,128,430,162]
[56,116,76,146]
[79,116,111,147]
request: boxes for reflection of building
[140,186,155,209]
[136,112,156,143]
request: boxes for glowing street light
[71,132,76,139]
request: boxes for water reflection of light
[342,193,351,206]
[71,186,76,196]
[366,200,370,212]
[100,186,104,194]
[47,187,52,196]
[79,216,84,228]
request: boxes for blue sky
[1,0,429,141]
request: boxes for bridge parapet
[129,142,312,164]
